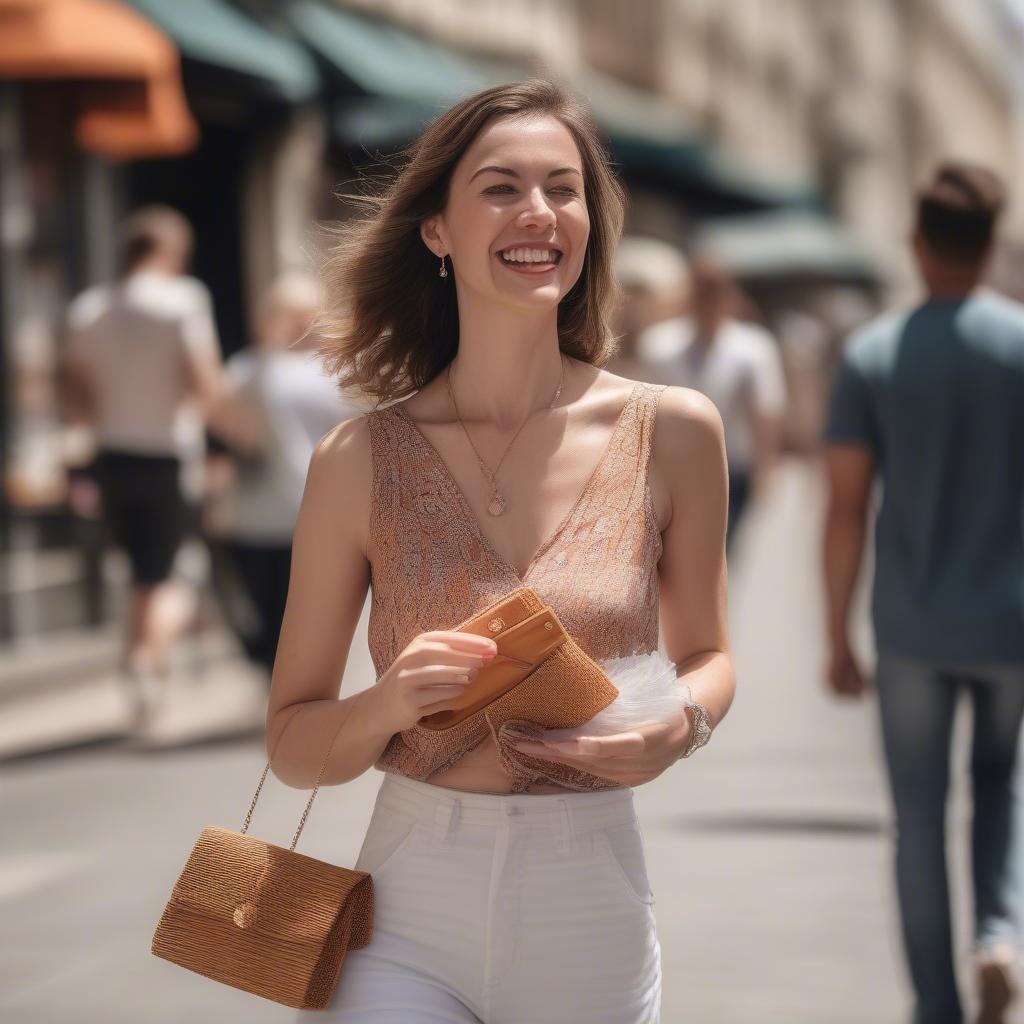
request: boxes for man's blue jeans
[876,653,1024,1024]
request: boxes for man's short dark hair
[116,204,193,277]
[915,161,1006,263]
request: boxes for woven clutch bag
[420,585,594,729]
[386,586,622,788]
[151,708,371,1010]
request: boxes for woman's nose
[517,189,556,229]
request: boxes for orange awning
[0,0,198,159]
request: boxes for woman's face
[422,114,591,314]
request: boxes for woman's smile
[496,245,563,276]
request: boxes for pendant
[487,494,506,516]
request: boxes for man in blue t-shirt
[824,161,1024,1024]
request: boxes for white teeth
[500,248,558,264]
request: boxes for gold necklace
[447,353,565,517]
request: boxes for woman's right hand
[370,631,499,734]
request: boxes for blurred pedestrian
[63,204,225,729]
[637,257,786,548]
[608,236,690,383]
[823,161,1024,1024]
[206,271,359,681]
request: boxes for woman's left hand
[512,709,692,787]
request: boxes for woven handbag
[151,707,372,1010]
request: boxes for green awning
[284,3,818,212]
[127,0,319,103]
[286,0,512,148]
[330,95,438,149]
[288,0,490,103]
[561,69,819,211]
[694,210,880,282]
[690,150,822,212]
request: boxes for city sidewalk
[0,459,1011,1023]
[0,624,265,760]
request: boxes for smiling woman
[263,78,732,1023]
[316,79,626,403]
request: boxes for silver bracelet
[677,685,713,760]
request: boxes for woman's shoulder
[593,368,709,427]
[307,413,375,488]
[650,384,725,468]
[655,383,720,425]
[643,384,726,535]
[310,396,419,475]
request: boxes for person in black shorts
[64,206,225,727]
[91,450,190,586]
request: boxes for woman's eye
[482,185,579,197]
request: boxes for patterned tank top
[365,380,668,785]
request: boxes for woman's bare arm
[656,387,736,729]
[264,415,394,788]
[266,411,502,787]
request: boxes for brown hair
[915,161,1006,263]
[116,204,193,278]
[317,79,626,406]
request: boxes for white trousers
[303,771,662,1023]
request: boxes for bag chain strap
[240,703,352,851]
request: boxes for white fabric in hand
[539,649,684,740]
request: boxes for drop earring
[439,255,448,278]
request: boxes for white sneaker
[122,665,163,735]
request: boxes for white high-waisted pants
[303,771,662,1023]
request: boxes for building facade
[342,0,1022,300]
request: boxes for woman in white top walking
[211,271,359,679]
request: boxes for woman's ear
[420,216,446,257]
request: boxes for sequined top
[365,380,669,786]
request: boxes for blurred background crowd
[4,0,1024,655]
[3,2,1024,1023]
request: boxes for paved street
[0,459,1001,1023]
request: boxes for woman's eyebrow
[468,165,583,183]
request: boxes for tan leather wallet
[419,587,602,730]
